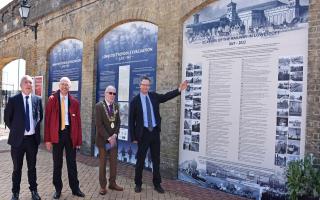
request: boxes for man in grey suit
[4,75,43,200]
[95,85,123,195]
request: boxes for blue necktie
[145,96,153,132]
[25,96,30,132]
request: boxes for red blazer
[44,91,82,147]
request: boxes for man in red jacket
[44,77,85,199]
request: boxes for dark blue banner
[96,21,158,166]
[48,39,83,102]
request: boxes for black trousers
[11,134,38,193]
[52,128,79,192]
[134,128,161,187]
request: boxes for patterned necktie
[61,96,65,130]
[145,96,153,132]
[25,96,30,132]
[108,104,113,115]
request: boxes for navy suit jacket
[4,93,43,147]
[129,89,180,142]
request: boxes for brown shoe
[99,188,107,195]
[109,183,123,191]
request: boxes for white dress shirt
[60,93,69,126]
[22,93,35,136]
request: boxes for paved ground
[0,126,248,200]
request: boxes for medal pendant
[111,122,115,128]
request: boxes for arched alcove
[95,21,158,165]
[47,38,83,102]
[0,58,26,124]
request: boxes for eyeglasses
[108,92,116,95]
[140,84,150,87]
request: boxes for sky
[2,59,26,91]
[0,1,24,91]
[0,0,12,10]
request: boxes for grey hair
[59,77,71,87]
[105,85,116,93]
[20,75,33,87]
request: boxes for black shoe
[11,193,19,200]
[154,185,165,193]
[53,191,61,199]
[31,191,41,200]
[134,185,142,193]
[72,190,85,197]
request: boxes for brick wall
[306,0,320,164]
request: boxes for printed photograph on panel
[288,118,301,128]
[278,64,289,81]
[290,56,303,64]
[190,142,199,152]
[194,64,202,70]
[289,100,302,116]
[278,82,289,90]
[183,135,192,150]
[186,70,194,77]
[276,126,288,137]
[276,131,287,140]
[290,92,302,102]
[192,120,200,132]
[194,77,202,85]
[275,140,287,154]
[290,71,303,81]
[274,153,286,167]
[290,65,303,72]
[276,117,288,127]
[191,133,200,143]
[290,82,303,92]
[277,99,288,109]
[193,86,201,96]
[277,89,289,99]
[184,119,192,129]
[277,109,288,117]
[184,1,308,46]
[193,101,201,111]
[185,108,192,119]
[192,111,201,120]
[119,102,129,126]
[184,129,192,135]
[287,140,300,155]
[194,70,202,76]
[186,63,194,70]
[288,127,301,140]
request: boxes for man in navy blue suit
[129,76,187,193]
[4,75,43,200]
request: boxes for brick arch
[95,8,159,42]
[45,37,84,100]
[0,36,34,72]
[93,17,159,93]
[0,46,29,71]
[180,0,217,24]
[0,57,19,70]
[95,19,158,45]
[46,37,82,56]
[45,37,83,83]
